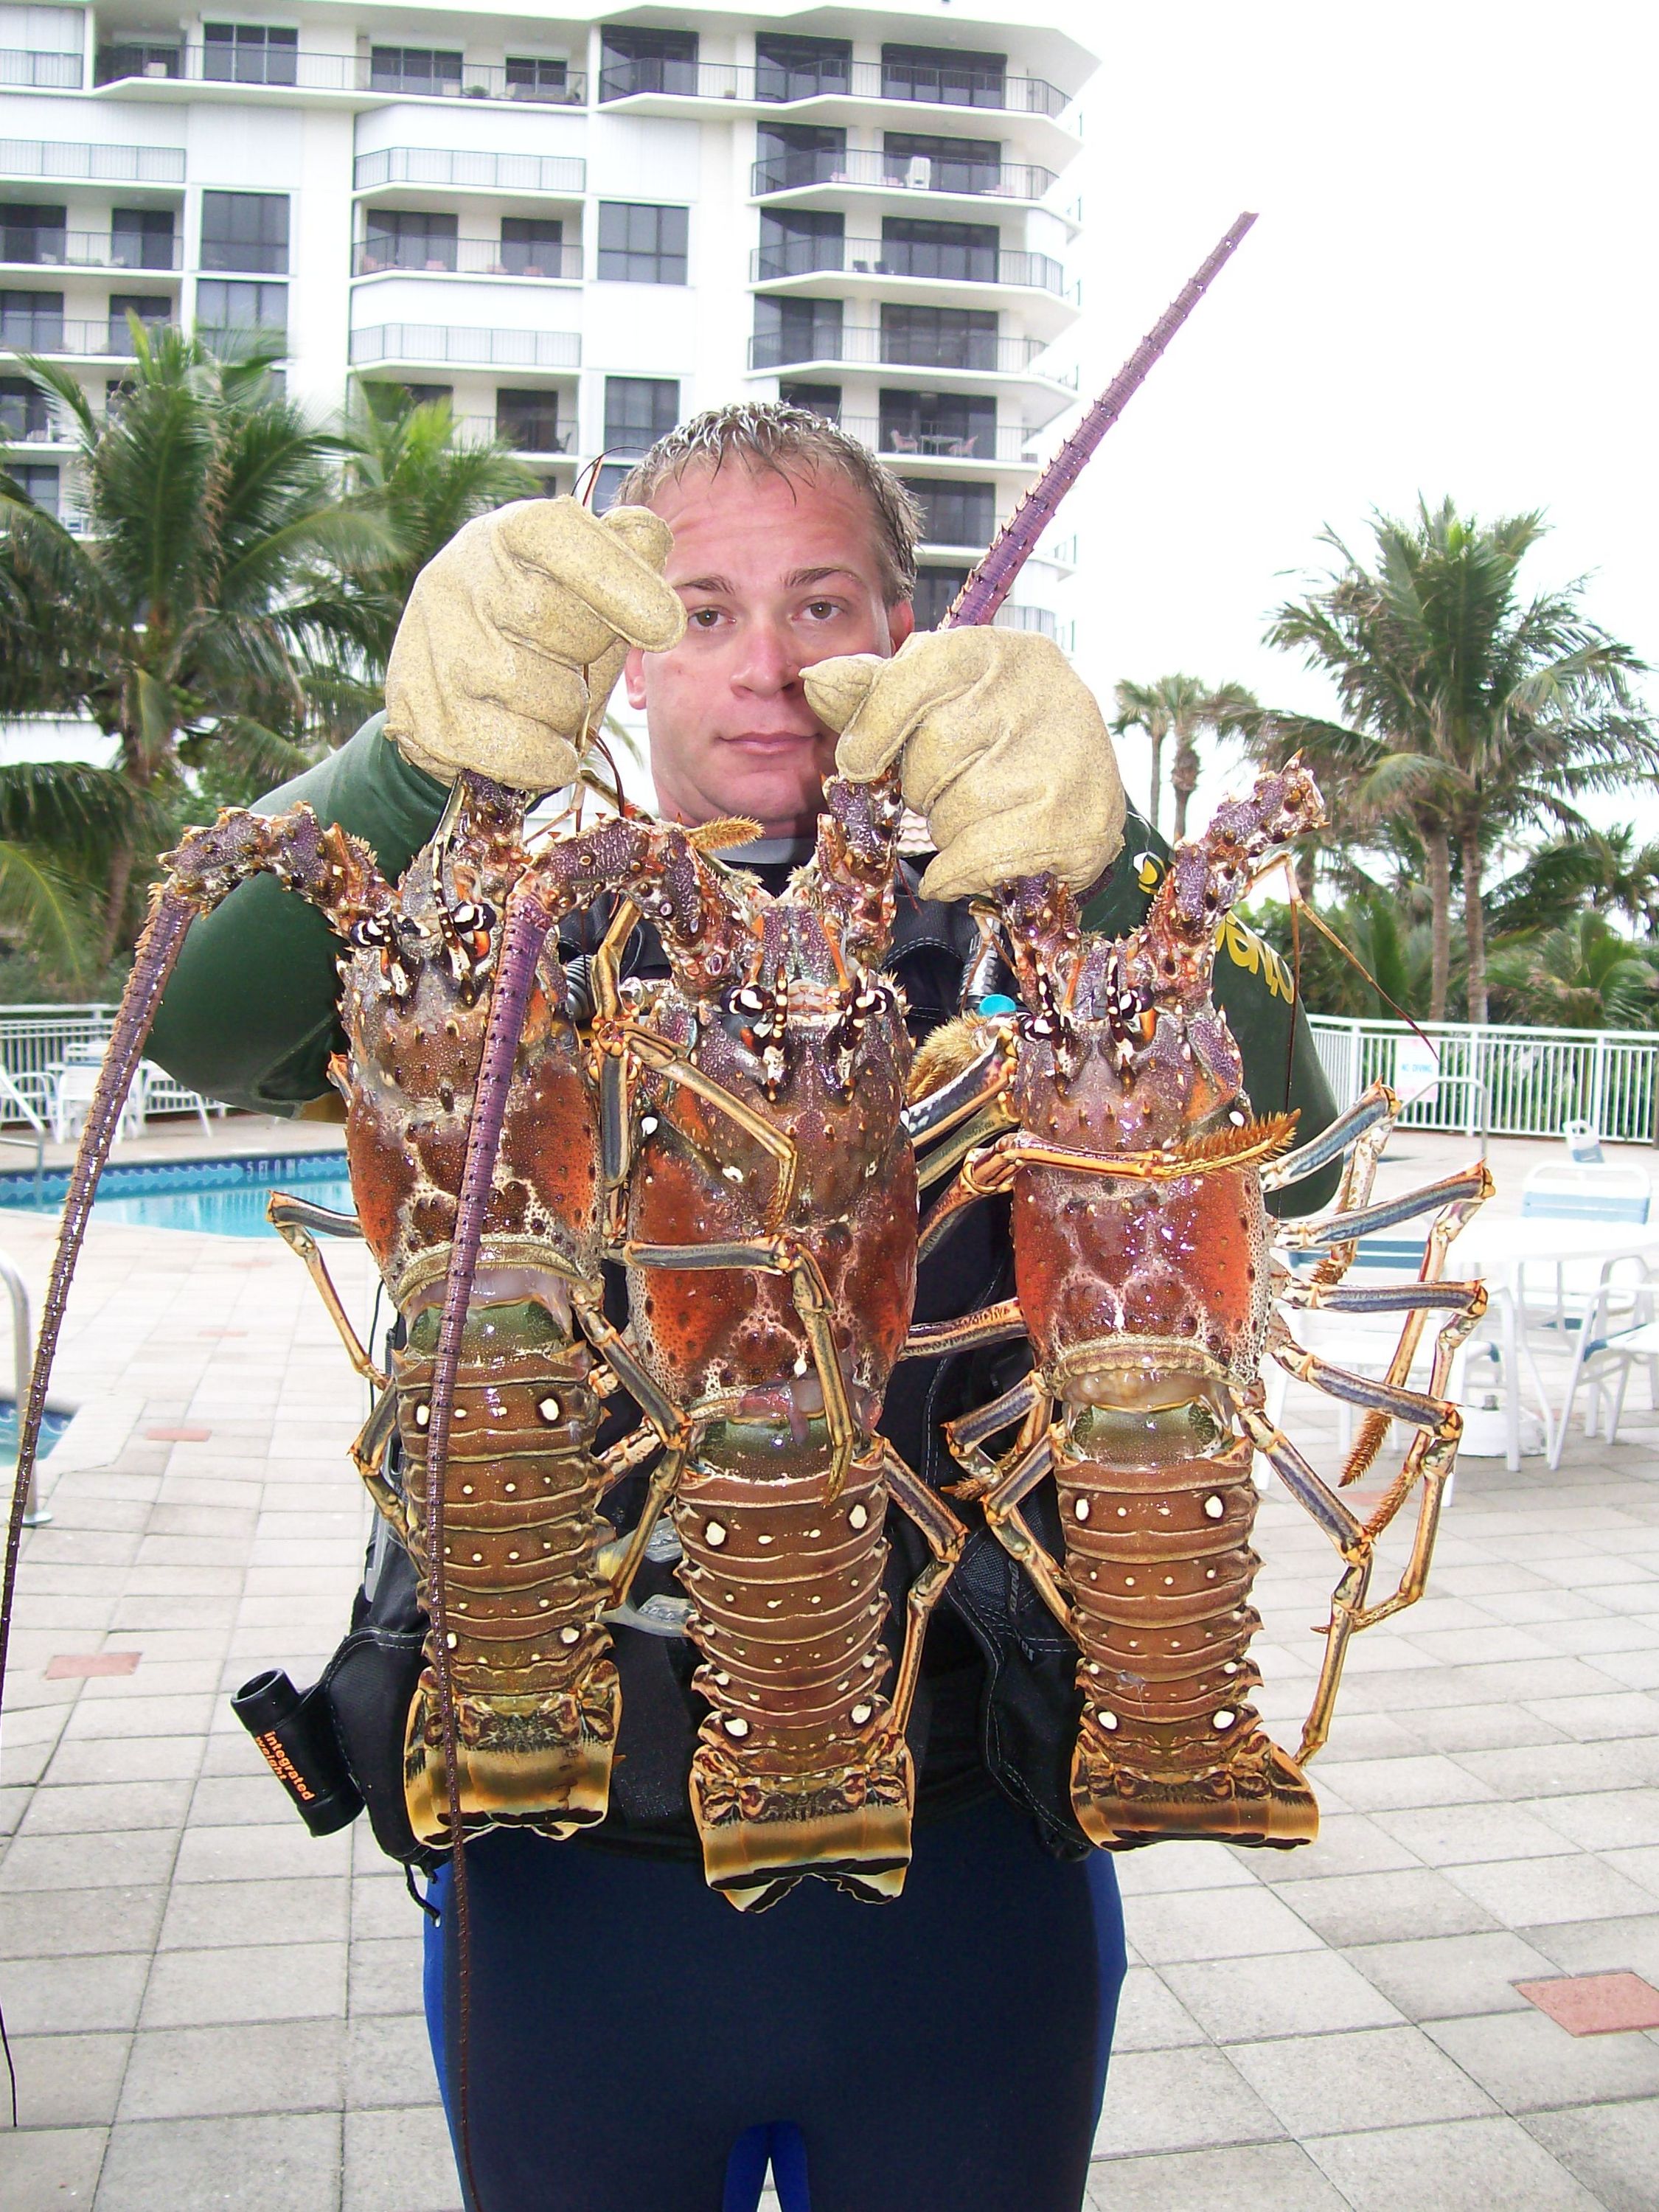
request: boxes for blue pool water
[0,1399,72,1459]
[0,1152,353,1239]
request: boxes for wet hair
[613,401,923,604]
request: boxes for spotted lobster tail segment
[397,1303,615,1842]
[678,1441,914,1910]
[0,804,387,1711]
[1060,1425,1315,1850]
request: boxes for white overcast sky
[1046,0,1656,852]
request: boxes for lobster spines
[1152,762,1326,946]
[809,770,905,969]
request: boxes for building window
[364,209,457,274]
[10,459,59,514]
[495,389,562,451]
[882,218,998,283]
[196,279,287,352]
[111,208,175,271]
[902,479,996,546]
[500,218,563,278]
[603,376,678,457]
[755,34,851,102]
[108,294,170,352]
[0,375,50,440]
[881,133,1003,196]
[752,296,842,371]
[597,204,687,285]
[0,204,66,264]
[880,305,998,372]
[94,41,182,84]
[779,383,841,425]
[599,27,698,101]
[879,390,996,459]
[200,192,290,276]
[590,462,633,514]
[754,122,845,195]
[757,210,844,281]
[881,44,1007,108]
[203,24,299,86]
[505,56,569,101]
[911,567,970,630]
[0,290,63,347]
[397,383,453,408]
[369,46,462,97]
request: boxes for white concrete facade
[1,1,1095,644]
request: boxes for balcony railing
[351,324,581,371]
[0,49,83,90]
[453,413,574,453]
[354,147,585,198]
[752,236,1065,294]
[751,324,1058,377]
[354,237,581,280]
[600,57,1066,117]
[0,139,186,185]
[752,148,1056,204]
[838,414,1036,464]
[93,44,585,104]
[0,229,181,272]
[0,316,178,358]
[0,404,63,443]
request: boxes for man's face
[624,459,914,835]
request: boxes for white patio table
[1447,1214,1659,1471]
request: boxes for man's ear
[623,645,648,710]
[886,597,916,652]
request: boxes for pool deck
[1,1130,1658,2210]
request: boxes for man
[149,405,1338,2212]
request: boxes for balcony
[353,148,585,200]
[453,413,574,456]
[0,49,84,90]
[0,230,182,274]
[92,46,586,105]
[749,323,1069,384]
[0,401,68,445]
[752,148,1057,209]
[597,56,1067,120]
[0,316,178,360]
[752,235,1067,295]
[0,141,186,187]
[353,237,580,282]
[838,414,1037,467]
[350,324,581,374]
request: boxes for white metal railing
[0,1006,218,1132]
[1308,1015,1659,1145]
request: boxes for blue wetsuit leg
[422,1793,1124,2212]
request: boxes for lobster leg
[1261,1081,1397,1192]
[265,1192,387,1385]
[901,1299,1027,1360]
[877,1443,967,1735]
[349,1384,405,1530]
[971,1427,1074,1630]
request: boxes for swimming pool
[0,1398,72,1460]
[0,1151,354,1239]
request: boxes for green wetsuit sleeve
[1081,815,1342,1219]
[146,714,450,1115]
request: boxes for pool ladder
[0,1247,49,1527]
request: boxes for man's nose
[731,619,800,695]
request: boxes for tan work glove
[384,497,685,793]
[804,630,1126,904]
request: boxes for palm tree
[1113,674,1260,838]
[300,390,539,737]
[1489,914,1659,1030]
[1259,500,1654,1022]
[0,324,383,959]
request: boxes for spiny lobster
[903,765,1492,1849]
[428,776,967,1910]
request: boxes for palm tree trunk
[1147,734,1163,833]
[1422,820,1452,1022]
[1462,830,1488,1023]
[98,837,135,969]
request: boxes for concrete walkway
[0,1126,1655,2209]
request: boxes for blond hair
[614,402,923,604]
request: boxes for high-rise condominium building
[0,2,1093,639]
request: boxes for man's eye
[804,599,845,621]
[689,607,723,629]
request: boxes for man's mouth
[721,730,822,756]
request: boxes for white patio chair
[1562,1117,1604,1164]
[1546,1256,1659,1467]
[135,1060,213,1135]
[49,1055,143,1145]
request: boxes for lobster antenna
[941,211,1258,631]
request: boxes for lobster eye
[349,917,391,949]
[449,902,481,931]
